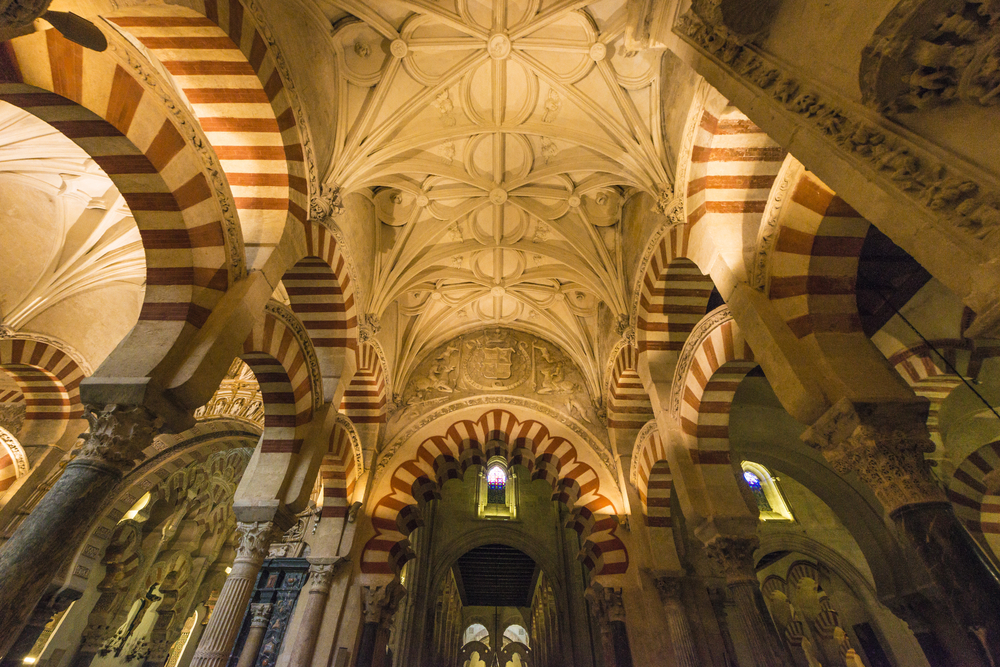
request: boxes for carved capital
[361,581,406,626]
[309,184,343,222]
[705,535,760,584]
[234,521,278,564]
[803,399,944,513]
[250,603,273,629]
[586,584,626,625]
[652,188,685,227]
[74,404,159,474]
[308,559,346,593]
[0,0,51,30]
[690,0,781,39]
[654,576,684,604]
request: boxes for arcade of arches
[0,0,999,665]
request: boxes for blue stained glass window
[743,470,772,512]
[487,466,506,505]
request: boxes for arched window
[503,624,529,647]
[741,461,793,521]
[478,455,517,519]
[463,623,490,646]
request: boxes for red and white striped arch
[241,304,320,454]
[362,407,626,577]
[637,237,716,355]
[606,344,652,431]
[1,36,237,368]
[340,344,386,425]
[766,170,869,339]
[319,417,361,519]
[108,0,309,270]
[631,425,672,528]
[673,310,757,467]
[948,440,1000,561]
[685,106,786,237]
[0,338,85,431]
[0,429,27,495]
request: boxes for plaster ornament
[568,194,582,207]
[442,142,456,164]
[653,187,685,226]
[309,184,343,222]
[434,91,457,127]
[353,41,371,58]
[359,313,381,343]
[589,42,607,61]
[539,137,558,163]
[75,405,161,474]
[489,187,508,205]
[389,39,408,58]
[541,89,562,123]
[487,32,512,60]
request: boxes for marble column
[805,399,1000,664]
[356,583,406,667]
[586,585,634,667]
[0,404,158,659]
[705,535,791,667]
[190,521,277,667]
[653,578,699,667]
[285,560,341,667]
[234,604,272,667]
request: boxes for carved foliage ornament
[676,10,1000,243]
[75,404,160,473]
[704,534,760,584]
[234,521,278,564]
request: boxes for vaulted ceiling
[317,0,671,387]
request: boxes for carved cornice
[265,301,324,414]
[629,419,660,487]
[335,412,365,478]
[102,26,246,279]
[668,306,733,420]
[676,10,1000,246]
[750,155,803,292]
[375,395,617,484]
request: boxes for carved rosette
[804,399,945,513]
[361,582,406,626]
[705,535,760,584]
[249,603,273,629]
[74,404,159,474]
[234,521,278,564]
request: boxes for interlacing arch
[107,0,309,270]
[606,345,653,431]
[340,343,387,425]
[948,440,1000,560]
[630,424,672,529]
[362,409,626,577]
[0,31,236,341]
[0,338,85,439]
[241,302,321,454]
[319,418,360,519]
[637,234,715,354]
[672,308,757,469]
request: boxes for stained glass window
[744,470,772,512]
[487,465,506,505]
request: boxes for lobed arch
[0,337,85,442]
[0,32,239,376]
[106,0,310,274]
[240,301,322,454]
[361,407,626,578]
[605,344,653,432]
[340,343,387,425]
[629,422,672,529]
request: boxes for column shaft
[285,562,338,667]
[234,604,272,667]
[654,579,699,667]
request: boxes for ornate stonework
[668,306,733,419]
[307,559,346,593]
[309,184,343,221]
[249,603,273,629]
[750,155,803,292]
[802,398,946,513]
[234,521,279,564]
[266,301,324,413]
[0,405,25,439]
[361,582,406,626]
[75,405,160,474]
[705,534,760,584]
[194,359,264,426]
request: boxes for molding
[0,425,29,478]
[265,301,324,414]
[102,25,246,280]
[668,305,733,420]
[374,394,618,484]
[750,154,803,292]
[334,412,364,480]
[629,419,660,487]
[0,331,93,375]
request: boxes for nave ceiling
[315,0,671,394]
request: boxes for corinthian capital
[705,535,760,585]
[234,521,278,564]
[308,558,347,594]
[802,398,945,513]
[74,404,159,474]
[249,603,273,629]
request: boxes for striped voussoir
[948,440,1000,560]
[340,344,386,424]
[0,31,232,332]
[0,339,84,423]
[767,171,869,338]
[677,317,756,467]
[638,242,715,354]
[108,0,308,264]
[241,310,315,453]
[607,345,653,430]
[0,448,17,493]
[685,108,786,229]
[319,421,358,518]
[633,427,672,528]
[361,408,626,576]
[283,223,358,350]
[0,390,23,404]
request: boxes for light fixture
[23,658,36,664]
[225,567,232,574]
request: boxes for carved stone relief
[194,359,265,426]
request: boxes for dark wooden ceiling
[455,543,538,608]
